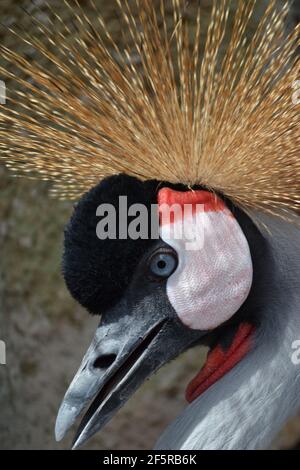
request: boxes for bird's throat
[186,323,255,403]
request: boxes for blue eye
[148,251,178,279]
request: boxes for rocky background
[0,0,300,450]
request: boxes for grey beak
[55,314,166,448]
[55,300,205,449]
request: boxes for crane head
[55,174,266,448]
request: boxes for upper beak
[55,302,205,449]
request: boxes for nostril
[93,353,117,370]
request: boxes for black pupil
[157,260,167,270]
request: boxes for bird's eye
[147,250,178,280]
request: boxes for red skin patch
[186,323,255,403]
[158,188,226,225]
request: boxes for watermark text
[0,80,6,104]
[292,80,300,105]
[291,339,300,365]
[0,340,6,365]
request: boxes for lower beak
[55,312,205,449]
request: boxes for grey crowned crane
[0,0,300,450]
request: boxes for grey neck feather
[155,212,300,450]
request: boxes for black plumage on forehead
[63,174,160,315]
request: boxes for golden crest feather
[0,0,299,219]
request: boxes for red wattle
[186,323,255,403]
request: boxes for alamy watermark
[291,340,300,366]
[292,80,300,105]
[0,80,6,104]
[95,197,206,251]
[0,340,6,365]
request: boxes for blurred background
[0,0,300,450]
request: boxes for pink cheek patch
[158,188,253,331]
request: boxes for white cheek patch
[158,188,253,331]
